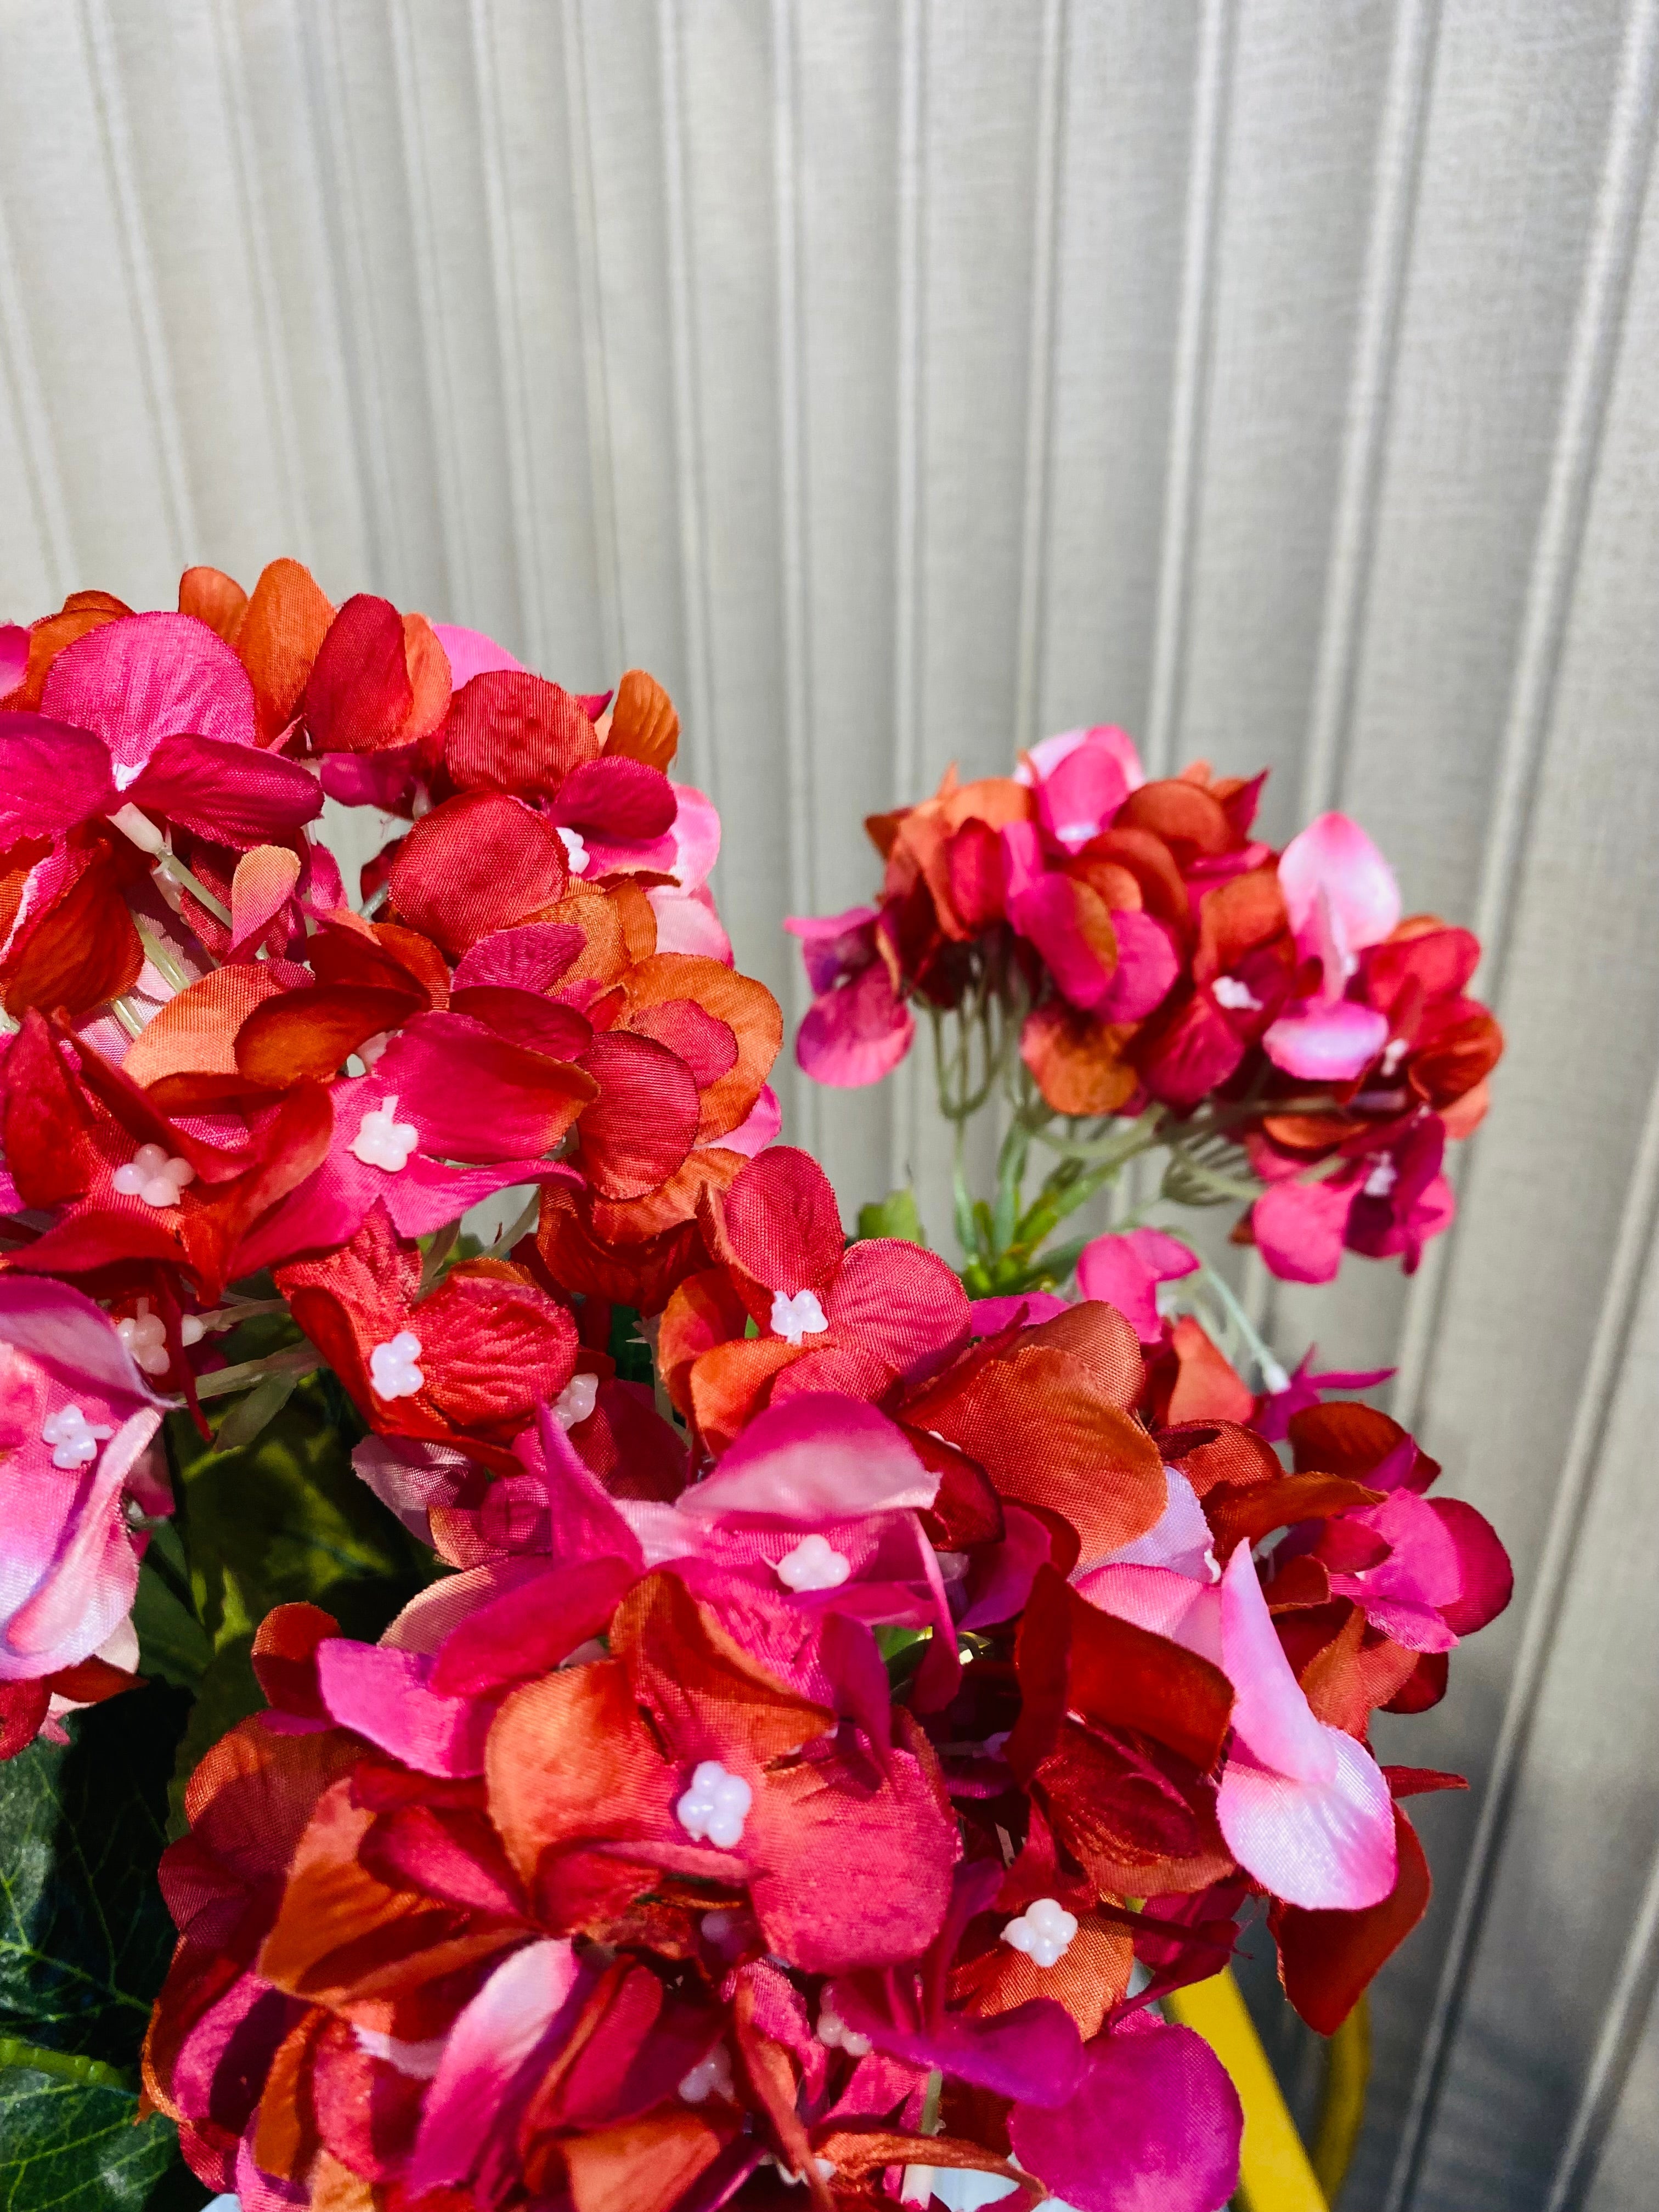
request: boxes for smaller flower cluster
[789,726,1503,1286]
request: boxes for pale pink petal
[1216,1729,1397,1910]
[1251,1178,1352,1284]
[1278,812,1400,956]
[1075,1238,1160,1343]
[1074,1562,1213,1648]
[783,906,878,991]
[668,781,721,889]
[0,1277,166,1406]
[410,1939,588,2194]
[680,1394,936,1524]
[1218,1540,1332,1785]
[42,611,257,776]
[431,622,526,688]
[3,1406,161,1671]
[648,883,732,962]
[1262,998,1388,1080]
[1101,1469,1215,1579]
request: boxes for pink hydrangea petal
[1075,1237,1161,1343]
[1037,737,1130,850]
[1262,998,1389,1080]
[1102,1469,1215,1578]
[314,1640,495,1777]
[129,732,324,847]
[1218,1540,1333,1785]
[650,884,733,962]
[668,782,721,889]
[1008,874,1117,1011]
[3,1406,160,1671]
[42,611,257,775]
[1216,1727,1397,1910]
[1017,724,1146,794]
[1096,910,1180,1021]
[1074,1562,1214,1649]
[0,1277,165,1407]
[431,622,526,688]
[1251,1178,1353,1284]
[1009,2018,1242,2212]
[1278,811,1400,956]
[680,1394,936,1525]
[0,622,27,696]
[0,715,117,839]
[783,906,879,992]
[796,962,915,1087]
[707,1083,780,1159]
[1431,1496,1514,1637]
[968,1292,1070,1332]
[410,1939,587,2194]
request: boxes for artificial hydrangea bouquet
[0,566,1510,2212]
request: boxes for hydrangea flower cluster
[788,726,1503,1296]
[0,572,1513,2212]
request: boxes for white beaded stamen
[351,1094,420,1172]
[554,1372,600,1429]
[775,1533,852,1593]
[678,2043,734,2104]
[557,826,590,874]
[675,1759,752,1849]
[815,2008,872,2059]
[117,1300,170,1377]
[769,1288,828,1346]
[112,1143,194,1210]
[41,1404,114,1470]
[1001,1897,1080,1969]
[369,1331,424,1400]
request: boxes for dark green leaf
[128,1535,210,1692]
[856,1188,928,1246]
[0,1688,188,2068]
[169,1377,437,1654]
[606,1305,656,1390]
[0,2067,195,2212]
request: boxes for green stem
[193,1344,318,1402]
[156,851,233,927]
[1179,1247,1289,1393]
[0,2036,137,2094]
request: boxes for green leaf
[855,1188,928,1246]
[0,2067,197,2211]
[169,1377,438,1654]
[0,1689,205,2208]
[128,1539,210,1693]
[607,1305,656,1390]
[209,1365,302,1453]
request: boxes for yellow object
[1165,1968,1328,2212]
[1311,1999,1369,2202]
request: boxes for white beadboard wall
[1,4,1657,2205]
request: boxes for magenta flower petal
[0,715,116,839]
[1009,2017,1242,2212]
[968,1292,1070,1331]
[1251,1178,1352,1284]
[835,1990,1084,2108]
[1262,998,1389,1080]
[668,781,721,889]
[314,1640,495,1778]
[679,1394,936,1525]
[1097,910,1181,1021]
[1218,1541,1331,1784]
[795,962,915,1087]
[430,622,525,689]
[0,622,27,696]
[649,883,732,961]
[128,732,324,847]
[410,1939,587,2194]
[1076,1238,1160,1342]
[1036,735,1131,850]
[42,610,257,775]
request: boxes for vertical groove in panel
[771,0,816,1150]
[1298,0,1439,824]
[79,0,196,573]
[386,0,464,616]
[0,193,75,600]
[1142,0,1234,777]
[210,0,307,552]
[1389,0,1659,1440]
[656,0,716,804]
[1547,1833,1659,2212]
[1013,0,1067,759]
[888,0,928,1200]
[470,0,543,663]
[301,0,399,583]
[561,0,623,675]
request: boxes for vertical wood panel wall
[1,4,1655,2204]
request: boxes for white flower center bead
[1380,1037,1408,1075]
[351,1094,420,1172]
[111,1143,195,1209]
[816,2009,873,2059]
[41,1404,114,1470]
[1002,1897,1080,1970]
[554,1372,599,1429]
[770,1288,828,1346]
[117,1303,170,1377]
[678,2042,735,2103]
[675,1759,752,1849]
[1212,974,1262,1012]
[1363,1157,1398,1199]
[369,1330,424,1400]
[557,825,590,874]
[776,1532,852,1592]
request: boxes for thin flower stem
[193,1344,319,1402]
[156,851,233,927]
[1175,1245,1288,1393]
